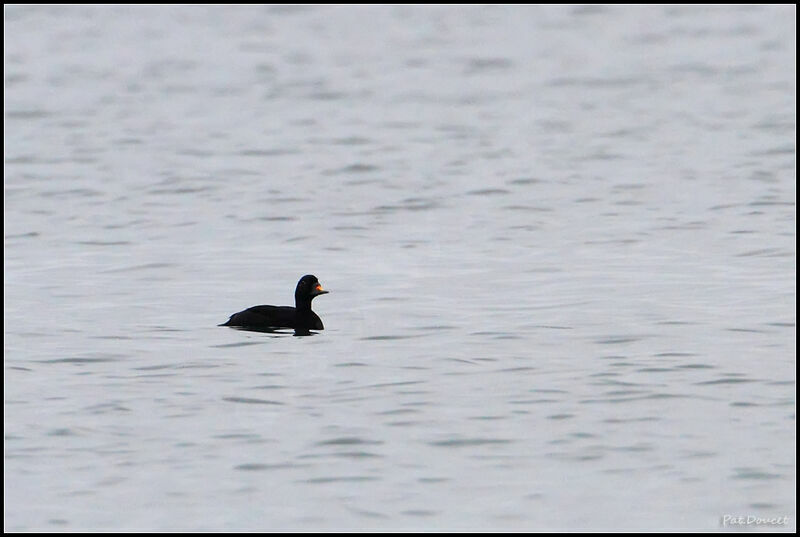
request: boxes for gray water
[4,5,796,531]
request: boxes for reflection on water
[218,326,319,337]
[4,4,796,532]
[228,326,322,337]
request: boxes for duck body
[222,305,324,331]
[221,275,328,332]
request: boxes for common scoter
[220,275,328,333]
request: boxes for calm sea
[4,5,795,531]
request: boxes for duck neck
[295,294,313,312]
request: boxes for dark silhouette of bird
[220,275,329,334]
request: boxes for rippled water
[4,5,796,531]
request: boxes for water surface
[4,5,796,531]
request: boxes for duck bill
[312,284,329,296]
